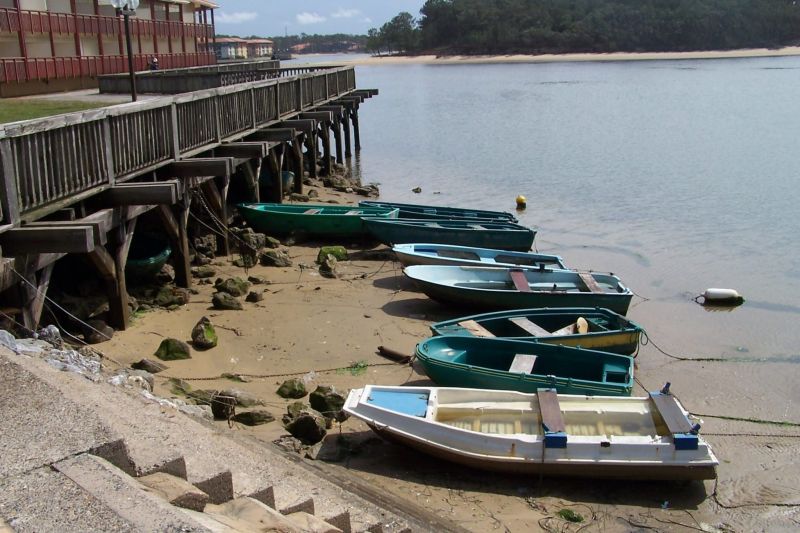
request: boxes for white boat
[392,243,568,270]
[344,384,718,480]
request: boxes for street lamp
[110,0,140,102]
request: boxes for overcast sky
[213,1,427,37]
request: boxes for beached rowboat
[359,200,517,222]
[392,243,567,270]
[404,265,633,315]
[430,307,642,355]
[364,219,535,251]
[415,335,634,396]
[344,385,718,480]
[237,203,398,237]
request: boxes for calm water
[305,54,800,360]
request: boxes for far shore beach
[297,46,800,65]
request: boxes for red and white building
[0,0,217,96]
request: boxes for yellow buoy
[516,195,527,210]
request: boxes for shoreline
[297,46,800,65]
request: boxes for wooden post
[304,130,317,179]
[242,160,260,202]
[319,124,331,176]
[342,109,352,158]
[264,146,283,202]
[200,178,230,256]
[290,136,304,194]
[331,119,343,164]
[157,199,192,289]
[87,214,134,332]
[351,107,361,151]
[15,256,54,332]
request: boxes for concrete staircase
[0,347,457,532]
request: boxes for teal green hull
[416,336,633,396]
[364,218,535,251]
[238,203,398,237]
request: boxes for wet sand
[99,182,800,531]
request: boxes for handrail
[0,66,358,225]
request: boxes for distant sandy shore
[300,46,800,65]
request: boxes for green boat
[237,203,398,237]
[430,307,643,355]
[359,200,518,222]
[125,234,171,281]
[364,218,535,251]
[416,335,634,396]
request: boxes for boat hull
[415,336,634,396]
[365,219,535,251]
[392,243,566,270]
[359,200,517,222]
[345,386,718,481]
[431,307,642,355]
[405,266,633,315]
[237,203,397,237]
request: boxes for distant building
[0,0,218,97]
[214,37,273,61]
[246,38,272,58]
[213,37,246,60]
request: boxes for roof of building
[215,37,247,44]
[246,39,274,45]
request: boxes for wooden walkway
[0,65,376,332]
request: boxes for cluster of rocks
[275,380,348,445]
[321,172,380,198]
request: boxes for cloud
[331,8,361,19]
[361,17,372,24]
[296,12,326,25]
[215,11,258,24]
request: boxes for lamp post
[110,0,140,102]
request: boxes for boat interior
[431,341,631,384]
[447,314,616,338]
[364,387,669,438]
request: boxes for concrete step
[138,472,210,511]
[204,497,304,532]
[53,453,212,532]
[286,511,344,532]
[4,350,414,532]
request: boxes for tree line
[366,0,800,55]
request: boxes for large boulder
[259,249,292,267]
[131,358,167,374]
[245,291,264,303]
[214,277,250,297]
[309,385,348,422]
[210,393,236,420]
[232,410,275,426]
[190,316,218,350]
[284,407,327,444]
[219,388,263,407]
[316,246,348,263]
[191,265,216,279]
[276,378,307,399]
[153,286,190,308]
[154,338,191,361]
[212,292,243,310]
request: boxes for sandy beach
[89,173,800,532]
[298,46,800,66]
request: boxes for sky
[213,1,427,37]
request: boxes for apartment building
[214,37,273,61]
[0,0,217,96]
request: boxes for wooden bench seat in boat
[578,272,604,293]
[457,319,495,338]
[509,269,531,292]
[650,390,699,450]
[509,353,537,374]
[538,389,567,448]
[345,209,361,215]
[304,208,321,214]
[509,317,550,336]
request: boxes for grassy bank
[0,100,107,124]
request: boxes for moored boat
[404,265,633,315]
[392,243,566,270]
[430,307,642,355]
[364,219,535,251]
[237,203,398,237]
[359,200,517,222]
[415,335,634,396]
[344,384,718,480]
[125,234,172,281]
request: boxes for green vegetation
[338,360,369,376]
[0,99,107,124]
[367,0,800,55]
[556,509,584,523]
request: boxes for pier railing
[0,66,357,226]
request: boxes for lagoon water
[304,54,800,362]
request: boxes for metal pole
[123,11,137,101]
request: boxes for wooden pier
[0,65,376,333]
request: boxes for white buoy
[697,288,744,306]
